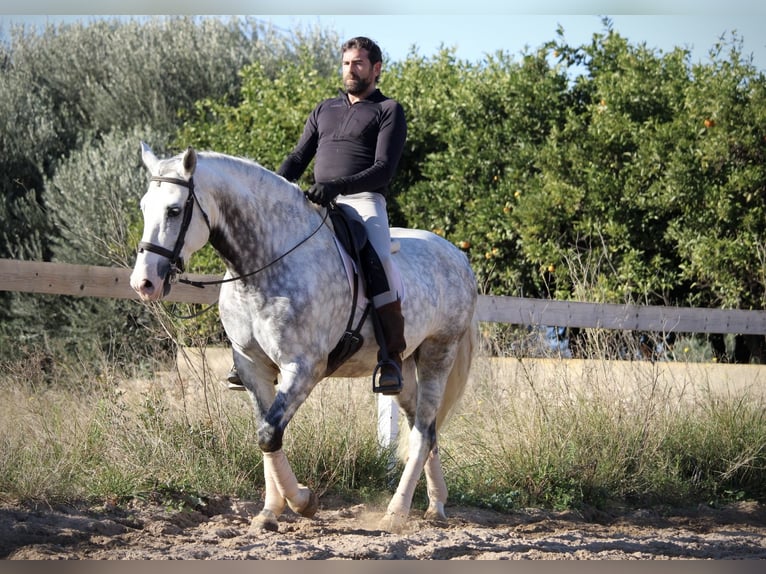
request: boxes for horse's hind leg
[380,343,456,532]
[424,447,448,524]
[390,358,447,524]
[379,421,437,533]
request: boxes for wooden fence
[3,258,766,334]
[4,257,766,449]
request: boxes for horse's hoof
[286,487,318,518]
[424,508,448,527]
[424,502,448,526]
[250,509,279,532]
[298,489,319,518]
[379,511,408,533]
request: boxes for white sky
[2,2,765,70]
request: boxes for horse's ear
[182,146,197,178]
[140,141,160,175]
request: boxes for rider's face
[342,48,380,97]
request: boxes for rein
[179,207,330,289]
[138,174,330,295]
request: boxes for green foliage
[514,25,766,307]
[1,15,274,259]
[4,16,766,365]
[386,47,572,295]
[176,52,338,189]
[0,16,339,365]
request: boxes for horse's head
[130,142,211,301]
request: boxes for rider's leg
[372,295,406,393]
[336,193,405,393]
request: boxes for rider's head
[340,36,383,83]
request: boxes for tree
[0,16,340,363]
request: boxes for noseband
[137,175,210,285]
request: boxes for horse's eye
[167,206,182,218]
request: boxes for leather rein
[137,175,329,292]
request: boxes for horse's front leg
[423,446,448,524]
[251,448,319,532]
[250,368,320,532]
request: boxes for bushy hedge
[3,16,766,366]
[0,16,339,363]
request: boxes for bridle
[137,174,330,294]
[137,175,210,290]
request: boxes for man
[228,36,407,393]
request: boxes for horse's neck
[200,159,325,276]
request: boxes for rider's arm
[276,108,320,182]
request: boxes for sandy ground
[2,495,766,560]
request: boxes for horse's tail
[436,309,478,431]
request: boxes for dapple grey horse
[130,143,477,532]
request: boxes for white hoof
[250,509,279,532]
[288,487,318,518]
[424,504,448,526]
[379,510,408,533]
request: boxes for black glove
[305,181,345,207]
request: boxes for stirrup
[372,359,402,395]
[226,365,246,391]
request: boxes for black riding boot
[373,299,406,395]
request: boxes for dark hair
[341,36,383,66]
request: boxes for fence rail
[4,258,764,450]
[3,258,766,334]
[0,259,217,304]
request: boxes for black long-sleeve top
[277,89,407,197]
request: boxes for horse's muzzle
[130,257,173,301]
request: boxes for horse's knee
[258,392,287,451]
[258,423,283,452]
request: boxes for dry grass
[1,343,765,512]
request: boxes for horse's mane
[197,150,261,171]
[202,151,304,195]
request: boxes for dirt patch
[2,497,765,560]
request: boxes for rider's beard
[344,75,372,96]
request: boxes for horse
[130,142,478,533]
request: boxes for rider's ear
[182,146,197,179]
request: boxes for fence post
[377,394,399,472]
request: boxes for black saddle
[328,204,390,299]
[325,204,391,376]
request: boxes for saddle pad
[332,237,404,312]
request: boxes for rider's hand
[305,181,344,207]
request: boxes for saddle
[325,204,392,377]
